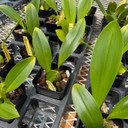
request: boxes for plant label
[23,36,33,56]
[2,42,11,62]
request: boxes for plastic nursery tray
[7,40,59,68]
[6,42,41,71]
[99,17,125,32]
[0,54,83,128]
[0,0,26,22]
[75,115,128,128]
[85,72,126,114]
[86,72,126,99]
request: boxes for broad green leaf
[44,0,57,14]
[0,5,24,28]
[61,0,76,24]
[42,1,50,10]
[58,19,69,34]
[26,3,39,36]
[46,70,61,82]
[107,2,117,14]
[121,24,128,53]
[77,0,93,21]
[124,16,128,26]
[107,95,128,120]
[46,80,56,91]
[117,7,128,23]
[105,14,115,22]
[90,21,123,108]
[4,99,15,107]
[58,18,85,69]
[31,0,40,12]
[115,3,128,16]
[56,29,66,42]
[4,57,36,93]
[0,103,19,119]
[33,28,52,72]
[72,84,103,128]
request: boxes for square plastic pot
[33,64,73,100]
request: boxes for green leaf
[107,2,117,14]
[0,5,24,28]
[46,80,56,91]
[44,0,57,14]
[42,1,50,10]
[61,0,76,24]
[72,84,103,128]
[46,70,60,82]
[4,57,36,93]
[124,16,128,26]
[60,19,69,34]
[56,29,66,42]
[0,102,19,119]
[33,28,52,72]
[26,3,39,36]
[94,0,107,17]
[4,99,15,107]
[31,0,40,12]
[90,21,123,108]
[107,95,128,120]
[77,0,93,21]
[115,3,128,16]
[117,7,128,23]
[105,14,115,22]
[58,18,85,69]
[58,19,69,35]
[121,24,128,53]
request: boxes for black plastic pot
[85,6,97,26]
[0,57,15,77]
[39,8,56,18]
[100,17,125,32]
[12,25,32,43]
[113,73,126,88]
[0,51,15,77]
[39,9,56,27]
[45,20,61,33]
[33,63,72,100]
[52,53,79,72]
[0,84,27,123]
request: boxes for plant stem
[3,21,20,43]
[94,0,107,16]
[80,40,93,51]
[19,10,27,33]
